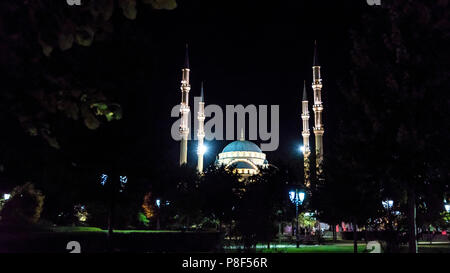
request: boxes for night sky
[132,0,367,168]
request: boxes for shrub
[0,182,45,225]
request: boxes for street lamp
[382,200,394,210]
[99,173,128,241]
[155,199,161,230]
[382,200,394,230]
[445,204,450,213]
[289,189,305,248]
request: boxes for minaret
[312,41,324,176]
[179,44,190,166]
[301,80,311,187]
[197,82,205,173]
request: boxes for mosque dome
[222,140,262,153]
[216,138,268,176]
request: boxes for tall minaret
[312,41,324,176]
[179,44,191,166]
[197,82,205,173]
[301,80,311,187]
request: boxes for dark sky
[126,0,369,169]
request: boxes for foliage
[310,0,450,252]
[298,212,316,229]
[0,0,176,149]
[138,212,150,227]
[0,182,45,225]
[142,192,156,219]
[199,165,241,230]
[236,166,288,249]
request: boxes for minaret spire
[197,81,206,173]
[302,80,308,101]
[184,43,190,69]
[301,80,311,188]
[179,45,191,166]
[311,41,324,179]
[313,40,319,66]
[200,81,204,102]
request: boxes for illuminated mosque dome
[215,130,268,176]
[222,140,262,153]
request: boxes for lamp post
[156,199,161,230]
[100,174,127,245]
[289,189,305,248]
[382,200,394,229]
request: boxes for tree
[162,164,203,229]
[236,166,289,250]
[199,165,241,233]
[0,0,179,227]
[0,182,45,226]
[340,0,449,252]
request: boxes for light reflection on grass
[259,245,367,253]
[50,226,180,233]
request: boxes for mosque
[176,42,324,184]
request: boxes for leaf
[143,0,177,10]
[58,33,74,51]
[84,113,100,130]
[119,0,137,20]
[38,36,53,56]
[75,26,95,47]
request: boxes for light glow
[382,200,394,209]
[299,192,305,203]
[100,174,108,186]
[156,199,161,208]
[289,190,306,205]
[3,193,10,200]
[299,145,305,153]
[445,204,450,213]
[198,144,207,155]
[289,191,295,202]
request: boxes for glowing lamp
[289,191,295,202]
[156,199,161,208]
[198,144,207,155]
[289,190,305,205]
[445,204,450,213]
[3,193,10,200]
[382,200,394,209]
[100,174,108,186]
[299,192,305,203]
[299,145,305,153]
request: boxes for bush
[0,183,45,225]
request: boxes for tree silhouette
[340,0,449,252]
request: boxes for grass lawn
[258,245,367,253]
[401,243,450,253]
[48,226,179,233]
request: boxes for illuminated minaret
[179,44,190,166]
[197,82,205,173]
[312,41,324,176]
[301,80,311,187]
